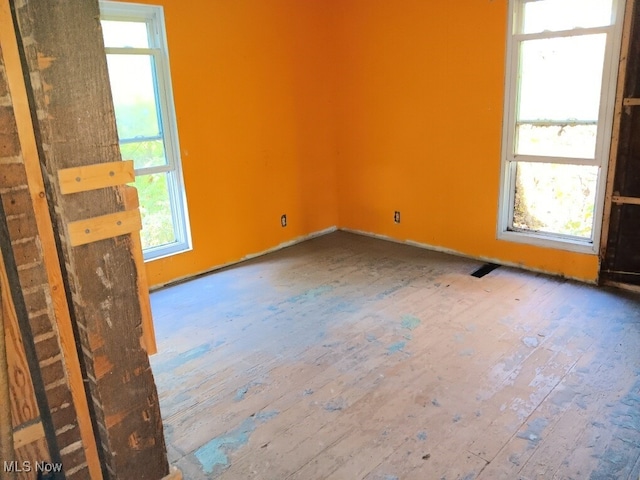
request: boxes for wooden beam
[58,160,134,195]
[622,97,640,105]
[0,0,103,477]
[67,209,141,247]
[611,195,640,205]
[121,186,157,355]
[10,0,169,477]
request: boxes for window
[498,0,625,252]
[99,1,191,260]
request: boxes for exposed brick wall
[0,42,89,479]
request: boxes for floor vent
[471,263,500,278]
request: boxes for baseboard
[339,227,597,285]
[152,225,598,291]
[150,226,337,291]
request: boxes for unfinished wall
[122,0,340,287]
[0,31,89,479]
[334,0,599,282]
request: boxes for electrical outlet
[281,214,287,227]
[394,211,401,224]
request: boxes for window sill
[143,241,192,262]
[497,229,598,255]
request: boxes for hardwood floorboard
[149,231,640,479]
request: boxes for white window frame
[497,0,626,254]
[99,1,191,261]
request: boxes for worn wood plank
[149,232,640,480]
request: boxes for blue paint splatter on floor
[376,284,404,299]
[235,386,249,401]
[366,333,378,343]
[234,381,261,401]
[591,375,640,479]
[459,348,475,357]
[194,411,279,474]
[287,285,334,303]
[387,341,406,354]
[324,398,347,411]
[516,417,548,446]
[522,336,539,348]
[383,475,400,480]
[303,389,314,396]
[417,431,427,441]
[401,315,421,330]
[153,344,212,373]
[324,299,360,314]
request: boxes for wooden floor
[149,231,640,480]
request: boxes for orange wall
[126,0,599,287]
[334,0,599,282]
[123,0,339,287]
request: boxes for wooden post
[0,0,104,476]
[10,1,169,478]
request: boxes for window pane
[101,20,150,48]
[516,123,597,158]
[135,173,177,249]
[516,34,606,158]
[106,54,161,140]
[512,162,598,238]
[120,140,167,170]
[522,0,613,34]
